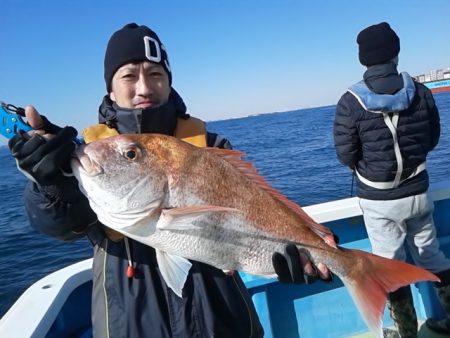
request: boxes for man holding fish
[8,23,332,338]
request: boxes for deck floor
[350,320,448,338]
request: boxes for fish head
[71,134,170,229]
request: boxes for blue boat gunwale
[244,180,450,337]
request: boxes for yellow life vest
[82,116,207,148]
[82,116,208,241]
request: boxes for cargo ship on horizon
[414,67,450,93]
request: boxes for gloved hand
[8,108,78,186]
[272,243,334,284]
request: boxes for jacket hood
[348,72,416,113]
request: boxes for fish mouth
[71,147,103,177]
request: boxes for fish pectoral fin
[156,249,192,298]
[156,205,239,231]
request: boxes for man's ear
[109,92,116,102]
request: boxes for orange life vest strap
[174,116,207,148]
[82,117,207,147]
[83,124,119,144]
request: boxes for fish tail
[342,248,440,338]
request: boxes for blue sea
[1,92,449,317]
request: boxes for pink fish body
[71,134,439,338]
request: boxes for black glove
[8,117,78,186]
[272,243,335,284]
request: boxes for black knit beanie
[357,22,400,67]
[104,23,172,92]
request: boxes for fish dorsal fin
[205,148,337,248]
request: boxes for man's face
[110,61,171,109]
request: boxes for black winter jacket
[334,64,440,200]
[23,91,263,338]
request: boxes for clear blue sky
[1,0,449,132]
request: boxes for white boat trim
[304,180,450,223]
[0,258,93,338]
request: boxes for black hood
[98,88,189,135]
[363,62,403,95]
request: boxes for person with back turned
[334,21,450,337]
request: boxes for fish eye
[126,150,136,159]
[123,146,140,160]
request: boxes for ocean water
[0,92,449,317]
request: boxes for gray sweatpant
[359,192,450,273]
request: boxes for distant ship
[414,68,450,93]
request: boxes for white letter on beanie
[144,36,161,63]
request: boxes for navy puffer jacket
[334,65,440,200]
